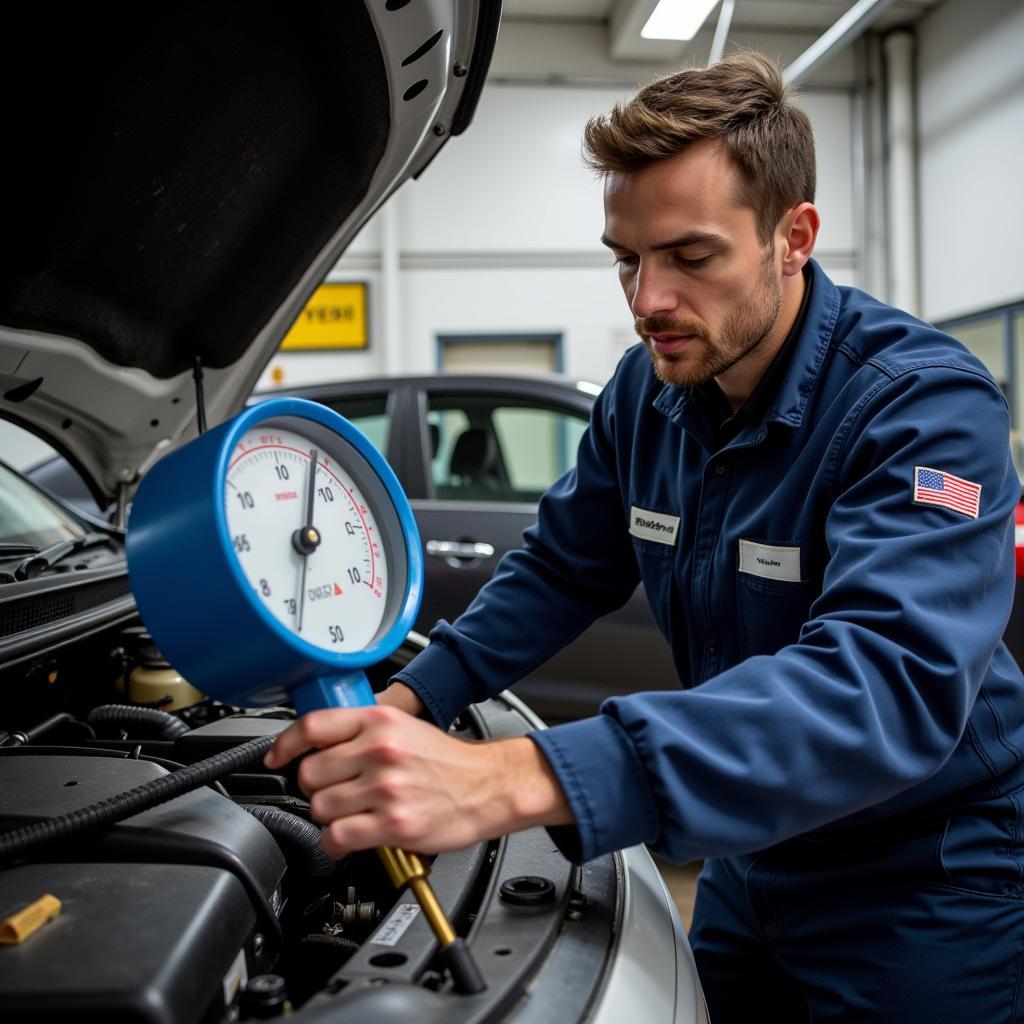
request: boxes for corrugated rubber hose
[241,804,336,877]
[86,703,191,739]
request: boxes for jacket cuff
[390,638,475,729]
[529,714,660,864]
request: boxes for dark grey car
[255,374,679,722]
[19,371,680,724]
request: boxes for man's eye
[676,254,711,268]
[612,254,638,269]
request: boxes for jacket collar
[652,259,841,439]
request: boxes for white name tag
[629,506,680,546]
[738,539,802,582]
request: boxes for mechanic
[266,53,1024,1020]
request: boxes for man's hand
[264,704,573,858]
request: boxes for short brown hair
[583,52,815,244]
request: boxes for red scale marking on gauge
[340,488,377,594]
[229,442,310,469]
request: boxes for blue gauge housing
[126,398,423,715]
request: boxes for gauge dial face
[224,425,388,653]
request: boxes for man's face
[602,140,784,390]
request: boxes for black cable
[25,713,90,743]
[0,713,94,747]
[193,355,207,434]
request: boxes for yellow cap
[0,894,62,944]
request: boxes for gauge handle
[289,670,487,993]
[291,671,375,716]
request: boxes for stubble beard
[637,250,782,388]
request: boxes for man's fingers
[263,708,367,769]
[319,808,432,857]
[309,772,407,824]
[296,749,362,799]
[320,813,382,859]
[308,779,376,824]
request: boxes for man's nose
[629,264,678,320]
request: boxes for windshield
[0,461,84,549]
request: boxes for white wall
[917,0,1024,322]
[259,21,858,391]
[486,20,857,87]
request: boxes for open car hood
[0,1,499,507]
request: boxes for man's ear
[778,202,820,277]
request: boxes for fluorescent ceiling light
[642,0,720,41]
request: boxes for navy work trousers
[689,794,1024,1021]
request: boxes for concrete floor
[653,857,701,931]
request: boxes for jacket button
[713,463,726,475]
[707,640,719,655]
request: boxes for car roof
[254,373,603,402]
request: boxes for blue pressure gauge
[126,399,423,716]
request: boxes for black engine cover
[0,861,253,1023]
[0,752,288,1022]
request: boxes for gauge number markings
[224,438,386,650]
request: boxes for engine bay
[0,620,595,1023]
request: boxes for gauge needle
[294,449,320,633]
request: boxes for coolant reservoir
[116,627,205,710]
[127,663,205,710]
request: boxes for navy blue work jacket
[394,260,1024,864]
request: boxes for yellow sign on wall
[280,283,368,350]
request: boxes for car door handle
[425,540,495,560]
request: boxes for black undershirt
[693,266,813,446]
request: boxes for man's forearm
[379,680,426,717]
[486,736,575,834]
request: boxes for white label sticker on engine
[371,902,421,946]
[222,948,248,1006]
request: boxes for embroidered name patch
[629,506,680,546]
[913,466,981,519]
[738,540,802,582]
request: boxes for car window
[493,408,587,494]
[0,417,100,517]
[0,418,62,473]
[0,461,84,549]
[428,408,471,489]
[321,395,389,455]
[427,396,589,503]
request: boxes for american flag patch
[913,466,981,519]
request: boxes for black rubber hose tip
[439,937,486,994]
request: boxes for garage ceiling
[503,0,939,31]
[503,0,941,66]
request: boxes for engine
[0,623,423,1022]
